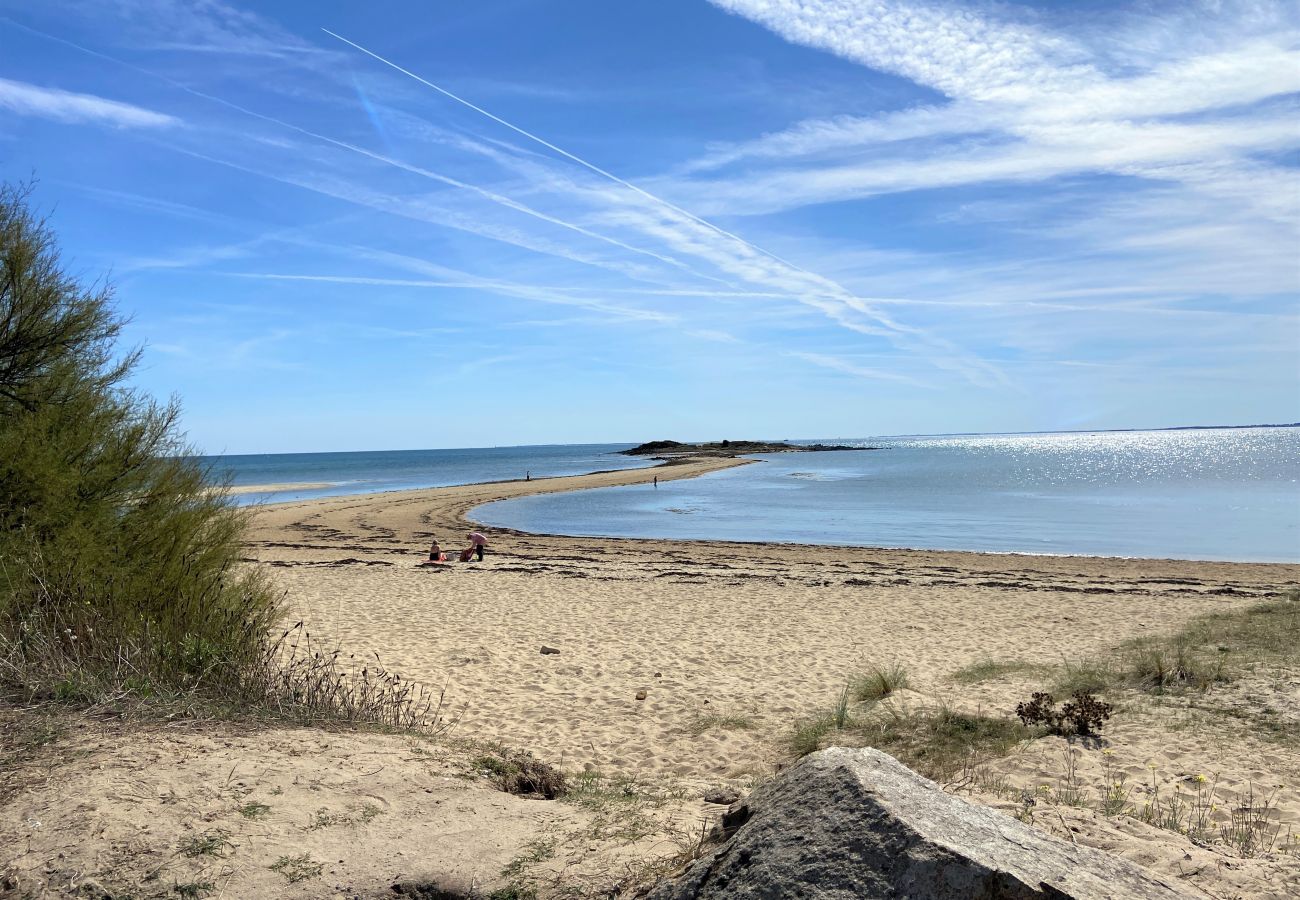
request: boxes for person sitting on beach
[419,538,448,566]
[466,531,488,562]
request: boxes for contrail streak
[0,18,726,287]
[321,28,1011,387]
[321,29,894,310]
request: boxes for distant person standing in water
[467,531,488,562]
[526,471,530,481]
[654,475,658,489]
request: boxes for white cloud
[23,0,1293,407]
[0,77,178,128]
[14,0,324,59]
[691,0,1300,217]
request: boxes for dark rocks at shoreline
[620,439,876,457]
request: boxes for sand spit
[227,481,339,495]
[4,457,1298,898]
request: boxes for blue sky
[2,0,1297,454]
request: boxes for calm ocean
[205,443,653,505]
[470,428,1299,563]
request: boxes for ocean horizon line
[197,421,1299,460]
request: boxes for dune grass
[786,698,1030,781]
[951,658,1048,685]
[686,709,757,736]
[849,663,910,701]
[786,660,1029,780]
[1049,591,1300,699]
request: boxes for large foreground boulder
[646,747,1200,899]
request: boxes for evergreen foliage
[0,182,279,703]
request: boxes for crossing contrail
[322,28,1016,387]
[321,29,887,309]
[0,17,727,287]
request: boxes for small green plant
[1220,783,1285,857]
[831,685,851,727]
[1132,767,1218,840]
[501,837,556,879]
[850,664,909,702]
[1098,751,1131,815]
[788,714,838,758]
[489,885,539,900]
[1053,659,1116,696]
[270,853,323,883]
[951,659,1045,684]
[238,801,270,820]
[1013,789,1037,824]
[51,678,95,704]
[173,881,215,898]
[1124,638,1228,692]
[1053,745,1087,807]
[308,807,350,830]
[359,803,384,823]
[686,709,756,736]
[177,829,232,858]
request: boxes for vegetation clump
[0,183,443,731]
[951,658,1046,684]
[786,676,1030,781]
[0,182,279,706]
[850,663,909,702]
[686,708,756,736]
[269,853,323,884]
[473,748,569,799]
[1015,690,1112,736]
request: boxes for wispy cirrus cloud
[690,0,1300,222]
[11,0,1293,414]
[4,0,324,59]
[0,76,178,128]
[785,350,930,386]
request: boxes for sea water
[472,428,1299,563]
[205,443,653,505]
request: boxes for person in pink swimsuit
[466,531,488,562]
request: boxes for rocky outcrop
[645,747,1202,900]
[620,439,869,457]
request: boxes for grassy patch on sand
[849,663,910,701]
[951,658,1049,685]
[1050,591,1300,698]
[686,709,757,736]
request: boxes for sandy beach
[4,458,1298,898]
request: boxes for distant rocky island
[620,439,874,457]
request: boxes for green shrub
[850,664,909,702]
[0,182,278,705]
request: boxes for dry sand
[227,481,337,495]
[4,458,1299,898]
